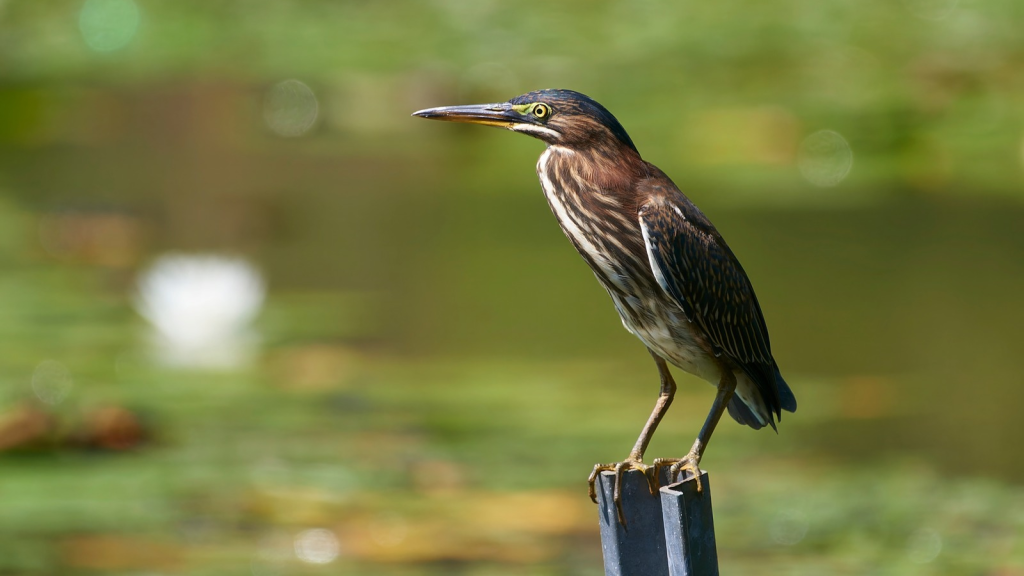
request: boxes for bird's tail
[727,364,797,431]
[775,365,797,413]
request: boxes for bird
[413,89,797,524]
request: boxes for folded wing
[638,184,795,427]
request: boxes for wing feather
[638,189,784,418]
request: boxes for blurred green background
[1,0,1023,574]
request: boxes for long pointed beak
[411,102,520,128]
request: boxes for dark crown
[509,89,638,154]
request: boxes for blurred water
[1,81,1023,478]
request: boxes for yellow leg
[654,363,737,494]
[587,350,676,526]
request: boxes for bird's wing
[638,184,783,416]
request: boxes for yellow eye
[532,103,550,119]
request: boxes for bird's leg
[654,362,737,493]
[588,350,676,526]
[627,352,678,465]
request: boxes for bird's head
[413,89,638,155]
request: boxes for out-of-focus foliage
[2,0,1024,198]
[1,0,1023,574]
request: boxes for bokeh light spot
[264,80,319,137]
[293,528,340,564]
[134,253,265,370]
[907,528,942,563]
[798,130,853,187]
[79,0,140,52]
[32,360,74,405]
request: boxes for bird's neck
[536,144,652,278]
[542,143,645,197]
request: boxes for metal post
[595,469,719,576]
[660,471,719,576]
[595,469,669,576]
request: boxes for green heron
[413,89,796,524]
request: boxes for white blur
[134,253,265,370]
[293,528,340,565]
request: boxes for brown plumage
[414,89,796,524]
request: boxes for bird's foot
[653,450,703,493]
[587,457,657,526]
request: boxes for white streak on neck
[537,148,627,291]
[511,123,560,139]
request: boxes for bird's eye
[532,104,550,119]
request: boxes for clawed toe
[588,459,657,526]
[653,453,703,493]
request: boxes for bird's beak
[411,102,521,128]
